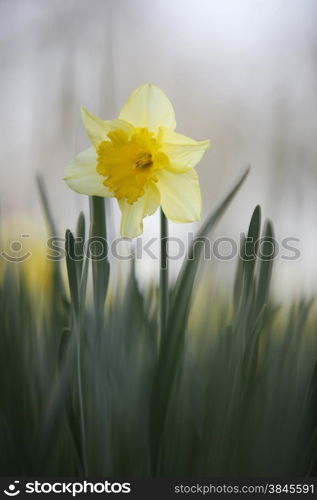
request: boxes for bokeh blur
[2,2,317,478]
[1,0,317,299]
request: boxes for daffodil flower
[64,84,210,238]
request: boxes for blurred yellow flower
[0,216,53,296]
[64,84,210,238]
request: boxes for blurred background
[1,0,317,300]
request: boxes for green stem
[160,209,168,341]
[89,196,109,334]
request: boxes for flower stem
[160,208,168,341]
[89,196,110,335]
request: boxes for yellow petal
[81,106,134,148]
[119,83,176,133]
[156,168,201,223]
[118,182,160,238]
[63,148,113,197]
[159,127,210,172]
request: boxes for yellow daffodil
[64,84,210,238]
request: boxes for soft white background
[1,0,317,299]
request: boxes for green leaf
[36,174,58,237]
[234,205,262,337]
[76,211,86,279]
[65,229,79,314]
[36,174,67,302]
[242,204,261,289]
[255,219,275,314]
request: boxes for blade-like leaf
[242,204,261,289]
[36,174,58,237]
[76,211,85,279]
[65,229,79,314]
[255,219,275,314]
[36,174,67,302]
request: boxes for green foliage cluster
[0,170,316,476]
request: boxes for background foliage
[0,173,316,477]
